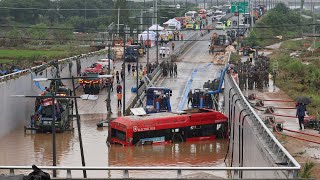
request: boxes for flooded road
[0,114,228,178]
[0,18,229,178]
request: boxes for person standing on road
[127,63,131,74]
[188,90,193,107]
[171,42,175,51]
[116,71,120,84]
[120,68,124,81]
[296,103,307,130]
[174,63,177,77]
[116,84,122,93]
[117,92,122,109]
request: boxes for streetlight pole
[107,43,112,143]
[118,8,120,35]
[71,77,87,178]
[123,32,126,114]
[51,94,56,177]
[156,0,159,65]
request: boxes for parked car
[215,22,224,30]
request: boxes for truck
[125,45,140,62]
[79,63,108,94]
[210,32,227,52]
[27,90,73,133]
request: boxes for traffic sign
[231,2,249,13]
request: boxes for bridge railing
[0,50,107,83]
[223,59,301,178]
[0,165,301,179]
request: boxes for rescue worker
[187,90,193,107]
[171,42,175,51]
[117,92,122,109]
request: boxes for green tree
[5,27,26,47]
[52,24,74,44]
[28,23,49,41]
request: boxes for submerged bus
[110,109,228,146]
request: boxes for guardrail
[0,165,301,179]
[0,50,108,83]
[170,33,199,61]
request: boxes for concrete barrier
[0,52,107,138]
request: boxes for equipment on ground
[145,87,172,114]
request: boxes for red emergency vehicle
[79,63,107,94]
[110,109,228,146]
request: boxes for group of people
[160,61,178,78]
[236,55,270,91]
[126,62,158,77]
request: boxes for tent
[163,18,181,30]
[148,24,164,31]
[138,31,156,47]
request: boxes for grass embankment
[244,3,310,48]
[270,39,320,116]
[0,46,94,69]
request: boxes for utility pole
[123,32,126,114]
[117,8,120,35]
[107,43,112,143]
[156,0,159,65]
[312,2,315,56]
[251,3,254,31]
[51,94,56,177]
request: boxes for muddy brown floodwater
[0,113,228,178]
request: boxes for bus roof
[111,109,228,132]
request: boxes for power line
[1,23,320,33]
[1,35,319,42]
[0,7,178,11]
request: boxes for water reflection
[109,140,227,167]
[0,113,228,178]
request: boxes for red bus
[110,109,228,146]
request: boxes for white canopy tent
[148,24,164,31]
[163,18,181,30]
[138,30,156,47]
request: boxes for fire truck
[79,63,108,94]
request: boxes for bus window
[111,129,126,142]
[187,124,217,138]
[133,129,171,145]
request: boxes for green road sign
[231,2,249,13]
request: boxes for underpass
[0,15,301,180]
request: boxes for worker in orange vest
[117,92,122,109]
